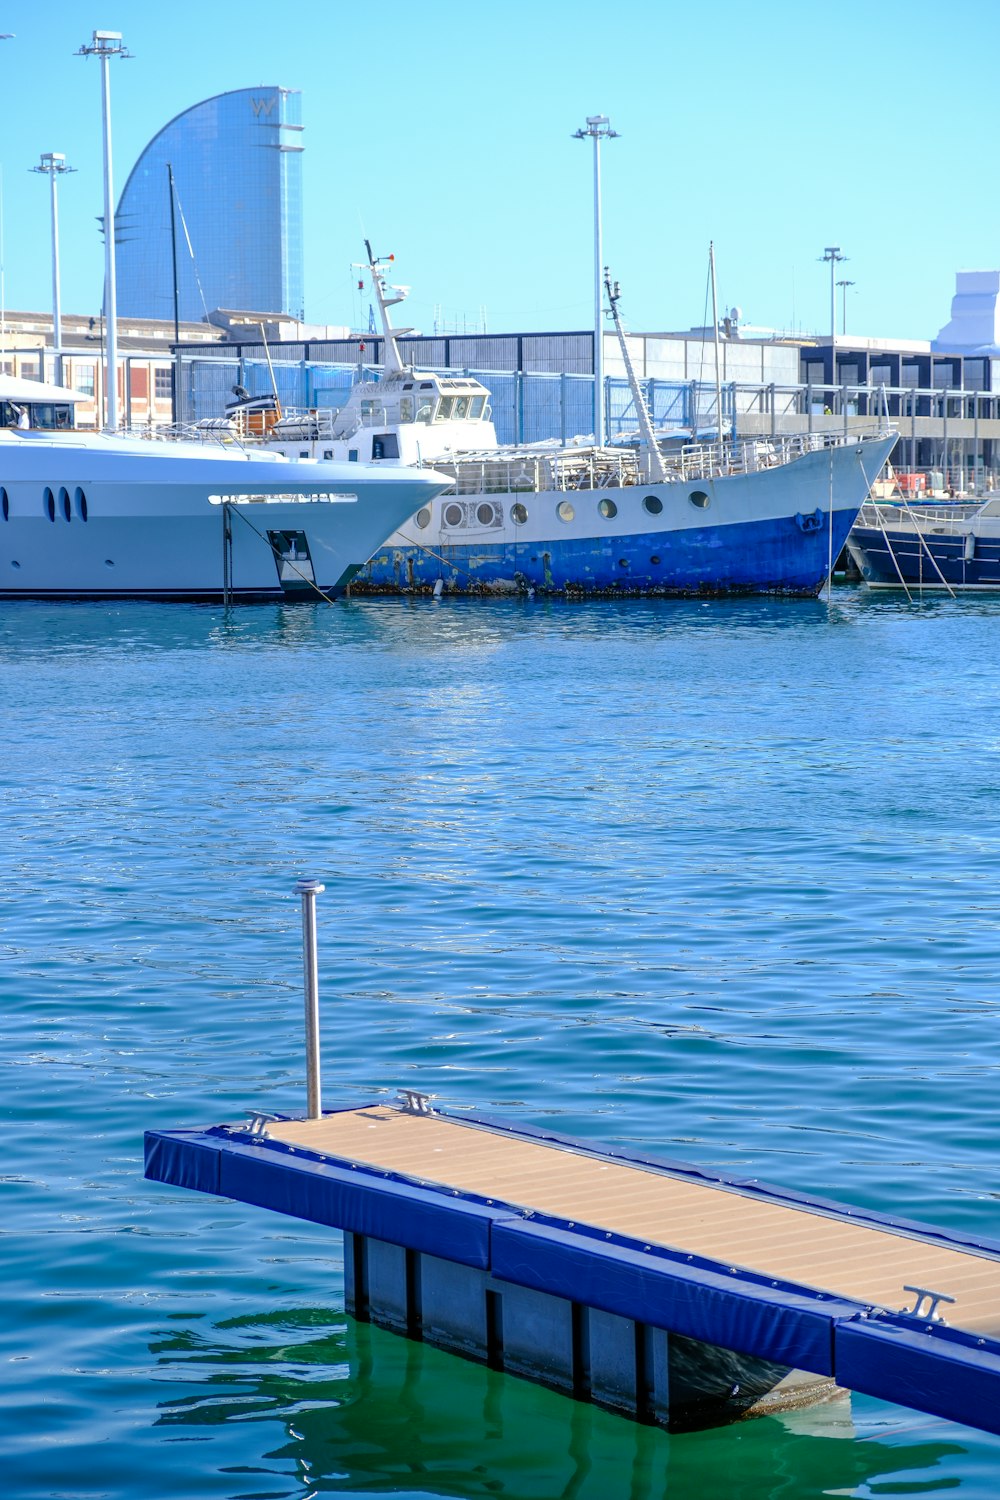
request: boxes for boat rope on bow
[221,500,340,606]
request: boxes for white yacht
[0,375,449,601]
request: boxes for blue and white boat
[234,247,896,598]
[847,498,1000,593]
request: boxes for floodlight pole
[574,115,619,447]
[32,153,75,386]
[820,246,847,387]
[77,30,130,432]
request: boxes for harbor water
[5,591,1000,1498]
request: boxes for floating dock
[145,1096,1000,1435]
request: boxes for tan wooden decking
[265,1106,1000,1336]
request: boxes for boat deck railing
[433,427,891,495]
[856,500,990,532]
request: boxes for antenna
[354,241,413,374]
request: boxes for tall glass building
[115,87,304,323]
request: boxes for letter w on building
[250,96,276,118]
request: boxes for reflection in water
[151,1308,964,1499]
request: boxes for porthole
[598,498,617,519]
[59,486,71,521]
[323,449,333,460]
[10,559,19,568]
[1,488,8,521]
[44,487,55,522]
[476,502,494,526]
[443,502,463,528]
[643,495,664,515]
[511,502,528,525]
[557,500,575,523]
[75,487,88,522]
[689,490,711,509]
[414,507,431,530]
[618,558,629,568]
[104,559,115,567]
[651,555,661,565]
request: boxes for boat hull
[355,436,896,598]
[847,506,1000,590]
[0,434,447,600]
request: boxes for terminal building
[7,270,1000,491]
[170,269,1000,493]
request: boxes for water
[4,592,1000,1498]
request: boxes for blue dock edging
[144,1103,1000,1436]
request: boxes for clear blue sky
[2,0,996,343]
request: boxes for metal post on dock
[295,878,325,1118]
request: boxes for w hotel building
[114,87,304,324]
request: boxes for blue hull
[356,507,860,597]
[848,525,1000,590]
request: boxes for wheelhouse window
[415,400,434,423]
[435,397,454,421]
[469,396,486,420]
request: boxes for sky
[1,0,997,345]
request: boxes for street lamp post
[573,114,619,446]
[820,246,847,390]
[837,278,855,336]
[32,153,75,386]
[77,29,130,432]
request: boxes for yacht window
[443,502,464,527]
[414,507,432,529]
[403,383,413,390]
[323,450,333,460]
[44,487,55,522]
[557,501,575,523]
[469,396,485,420]
[415,400,434,423]
[420,381,433,389]
[0,488,7,521]
[598,498,617,519]
[75,487,88,521]
[511,502,528,525]
[348,449,359,462]
[60,486,71,521]
[476,502,494,525]
[371,433,400,461]
[436,397,454,421]
[453,396,469,419]
[360,399,377,419]
[689,490,711,509]
[643,495,664,515]
[400,396,414,422]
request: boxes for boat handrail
[429,427,894,494]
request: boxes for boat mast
[709,241,725,462]
[603,266,667,483]
[362,240,414,376]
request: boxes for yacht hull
[0,434,447,600]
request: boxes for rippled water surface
[4,592,1000,1497]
